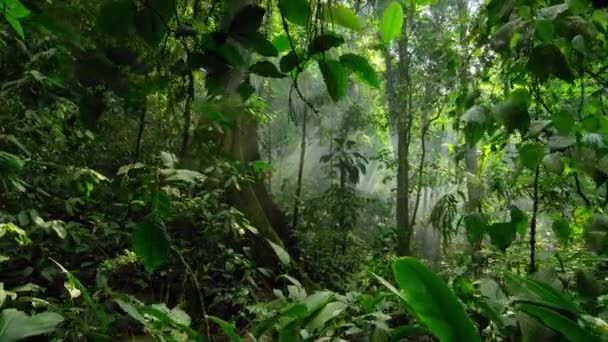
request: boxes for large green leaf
[0,309,64,342]
[527,44,574,83]
[308,32,344,55]
[506,273,580,315]
[305,301,347,331]
[267,239,291,265]
[488,222,516,252]
[272,35,291,52]
[250,61,285,78]
[381,2,404,44]
[515,303,599,342]
[228,5,265,36]
[511,206,529,237]
[133,215,171,272]
[492,90,530,134]
[319,60,348,102]
[234,32,278,57]
[280,0,309,26]
[519,143,544,170]
[339,53,380,88]
[552,110,575,135]
[280,50,300,73]
[391,258,481,342]
[324,4,361,31]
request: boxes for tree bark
[292,106,308,231]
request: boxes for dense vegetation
[2,0,608,340]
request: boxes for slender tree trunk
[292,106,308,230]
[133,102,147,162]
[529,165,540,274]
[179,72,194,160]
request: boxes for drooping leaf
[305,301,348,331]
[308,32,345,55]
[207,316,243,342]
[515,303,599,342]
[280,50,300,73]
[0,309,64,342]
[133,215,171,272]
[511,206,529,237]
[324,4,361,31]
[267,239,290,265]
[250,61,285,78]
[391,258,481,342]
[280,0,310,26]
[488,222,516,252]
[339,53,380,88]
[237,79,255,101]
[381,2,404,44]
[519,143,545,170]
[318,59,348,102]
[527,44,574,83]
[552,110,575,135]
[236,32,278,57]
[229,5,265,36]
[506,273,580,314]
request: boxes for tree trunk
[292,106,308,231]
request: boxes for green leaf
[527,44,574,83]
[280,0,310,26]
[339,53,380,88]
[324,4,361,31]
[250,61,285,78]
[463,213,486,245]
[543,153,565,174]
[280,50,300,73]
[511,206,529,237]
[234,32,278,57]
[133,215,170,272]
[391,258,481,342]
[308,32,344,55]
[319,60,348,102]
[305,301,348,331]
[381,2,404,44]
[492,90,531,134]
[4,15,24,39]
[272,35,291,53]
[515,303,599,342]
[519,143,545,170]
[548,135,576,150]
[552,217,571,245]
[97,0,134,37]
[4,0,30,18]
[572,34,587,54]
[488,222,516,252]
[207,315,242,342]
[237,79,255,101]
[267,239,291,265]
[592,10,608,32]
[506,273,580,314]
[229,5,265,35]
[552,110,575,135]
[135,6,167,46]
[0,309,64,342]
[535,19,555,42]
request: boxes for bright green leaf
[339,53,379,88]
[305,301,347,331]
[267,239,290,265]
[515,303,598,342]
[133,215,170,272]
[381,2,404,44]
[391,258,481,342]
[280,0,310,26]
[324,4,361,31]
[272,35,291,53]
[319,59,348,102]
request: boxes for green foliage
[318,60,348,102]
[381,2,404,44]
[324,4,361,32]
[133,214,171,272]
[1,0,29,38]
[280,0,310,26]
[340,53,380,88]
[519,143,544,170]
[389,258,481,342]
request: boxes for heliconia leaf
[319,60,348,102]
[515,303,599,342]
[506,273,580,315]
[305,301,347,331]
[280,0,310,26]
[391,258,481,342]
[133,215,170,272]
[340,53,380,88]
[324,4,361,31]
[381,2,404,44]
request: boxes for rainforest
[1,0,608,341]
